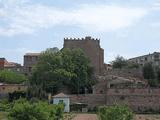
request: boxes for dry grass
[0,112,7,120]
[136,115,160,120]
[64,113,76,120]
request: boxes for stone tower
[63,36,104,75]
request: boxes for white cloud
[0,0,147,36]
[152,0,160,10]
[0,47,36,64]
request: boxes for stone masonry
[63,36,104,75]
[69,88,160,112]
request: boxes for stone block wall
[105,69,143,79]
[0,84,27,94]
[69,88,160,112]
[69,94,106,108]
[63,36,104,75]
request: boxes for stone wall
[63,36,104,75]
[23,53,40,75]
[69,94,106,108]
[0,84,27,94]
[105,68,143,79]
[69,88,160,112]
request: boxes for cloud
[0,47,35,63]
[151,0,160,10]
[0,0,147,36]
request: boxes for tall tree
[30,47,94,97]
[156,67,160,84]
[143,63,155,80]
[111,56,128,69]
[143,63,156,87]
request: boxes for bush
[0,70,27,84]
[8,91,26,102]
[70,103,88,112]
[0,99,13,112]
[8,99,64,120]
[98,105,134,120]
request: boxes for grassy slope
[0,112,7,120]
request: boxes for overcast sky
[0,0,160,64]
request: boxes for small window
[145,57,147,61]
[28,67,32,72]
[100,90,103,94]
[18,87,21,90]
[2,87,5,90]
[59,100,64,104]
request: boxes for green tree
[143,63,156,87]
[111,56,139,69]
[98,105,134,120]
[111,56,128,69]
[8,99,64,120]
[0,70,27,84]
[30,47,94,96]
[155,67,160,83]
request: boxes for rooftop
[129,52,160,60]
[53,93,69,98]
[25,53,40,56]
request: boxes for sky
[0,0,160,65]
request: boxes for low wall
[69,94,106,108]
[106,69,143,79]
[69,88,160,112]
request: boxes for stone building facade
[69,88,160,112]
[129,52,160,67]
[0,58,22,72]
[23,53,40,75]
[0,83,27,94]
[0,83,27,98]
[63,36,104,75]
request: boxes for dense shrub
[0,99,13,112]
[0,70,27,84]
[98,105,134,120]
[70,103,88,112]
[8,91,26,102]
[8,99,64,120]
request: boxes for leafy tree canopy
[98,105,134,120]
[111,56,139,69]
[30,47,95,96]
[0,70,27,84]
[8,99,64,120]
[143,63,155,80]
[142,63,160,87]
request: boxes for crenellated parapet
[63,36,104,75]
[64,36,100,41]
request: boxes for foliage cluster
[1,99,64,120]
[143,63,160,87]
[111,56,139,69]
[0,99,13,112]
[8,91,26,102]
[98,105,134,120]
[30,48,95,97]
[0,70,27,84]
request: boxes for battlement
[64,36,100,41]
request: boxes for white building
[129,52,160,67]
[53,93,70,112]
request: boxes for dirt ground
[72,114,98,120]
[136,115,160,120]
[69,114,160,120]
